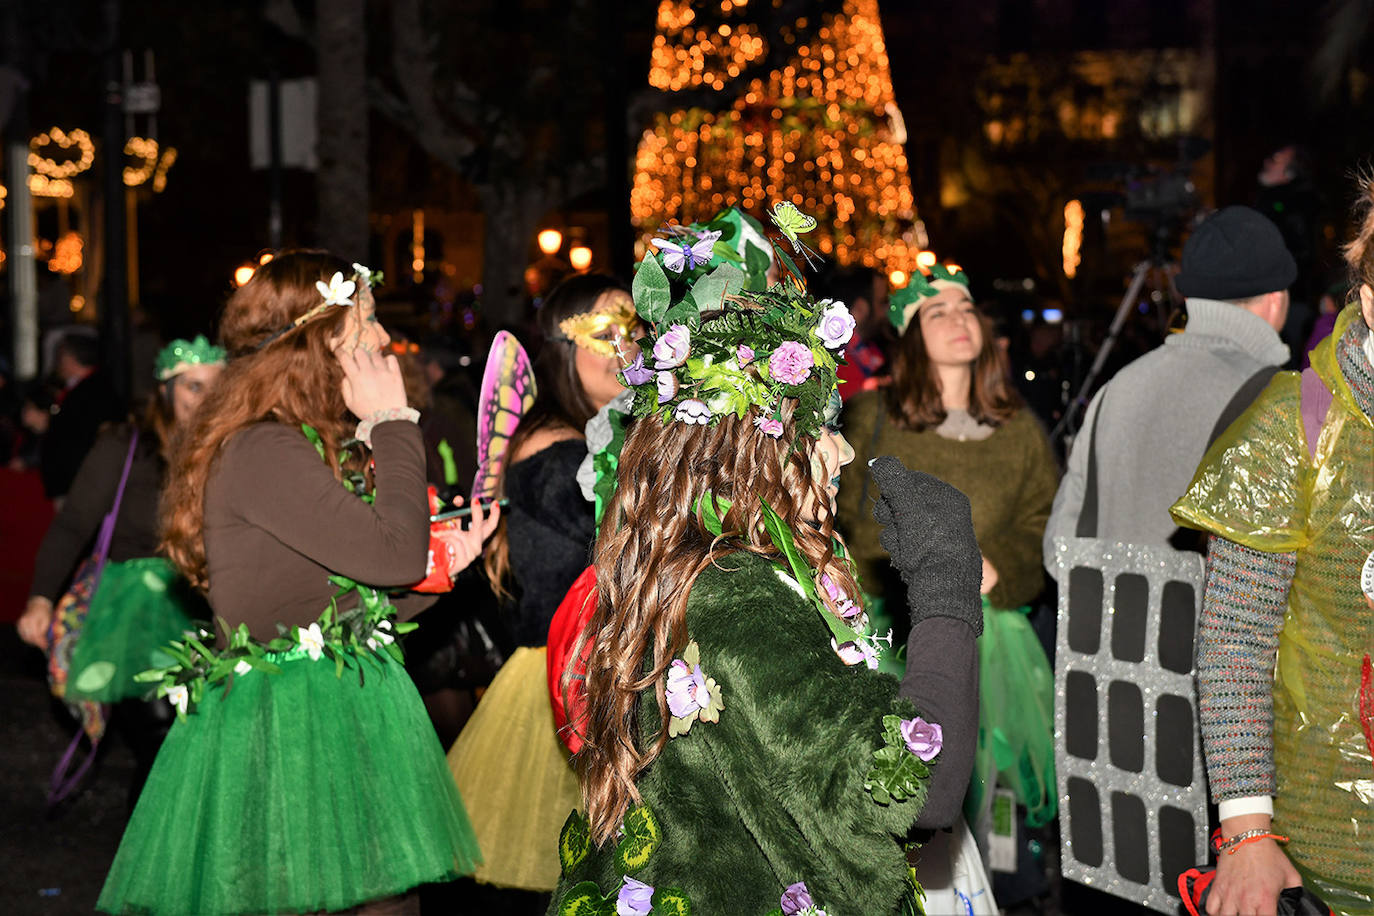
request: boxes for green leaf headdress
[887,263,970,334]
[155,335,226,381]
[620,207,854,443]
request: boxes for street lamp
[568,244,593,271]
[537,228,563,256]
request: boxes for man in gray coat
[1043,206,1296,567]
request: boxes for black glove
[869,455,983,636]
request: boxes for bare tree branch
[389,0,479,169]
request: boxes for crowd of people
[6,182,1374,916]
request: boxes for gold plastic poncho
[1172,304,1374,911]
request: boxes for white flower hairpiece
[316,272,357,307]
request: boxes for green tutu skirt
[67,558,200,704]
[98,647,481,915]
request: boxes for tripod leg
[1051,260,1152,443]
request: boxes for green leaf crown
[155,334,227,381]
[887,263,969,333]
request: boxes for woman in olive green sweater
[837,267,1057,609]
[836,265,1059,897]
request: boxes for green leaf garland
[652,887,693,915]
[615,804,662,874]
[558,810,592,878]
[557,882,615,916]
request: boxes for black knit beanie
[1175,205,1297,300]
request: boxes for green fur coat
[550,550,927,916]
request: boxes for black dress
[502,439,595,646]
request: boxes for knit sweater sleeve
[1196,536,1294,803]
[979,410,1059,609]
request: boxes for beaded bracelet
[1214,828,1289,855]
[355,407,420,447]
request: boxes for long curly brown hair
[573,400,860,843]
[161,250,364,589]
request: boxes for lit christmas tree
[633,0,924,275]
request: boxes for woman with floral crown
[548,221,984,916]
[97,251,495,915]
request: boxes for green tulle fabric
[97,650,480,915]
[66,557,199,704]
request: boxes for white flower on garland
[298,622,326,660]
[367,619,395,651]
[166,683,190,715]
[234,660,253,676]
[316,271,356,307]
[674,398,712,425]
[351,262,374,289]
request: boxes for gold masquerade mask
[557,291,637,357]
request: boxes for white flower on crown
[351,262,374,289]
[298,622,326,660]
[316,272,357,307]
[234,659,253,676]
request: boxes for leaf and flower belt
[137,575,416,718]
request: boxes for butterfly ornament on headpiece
[769,201,821,269]
[651,228,722,274]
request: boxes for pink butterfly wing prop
[471,331,537,502]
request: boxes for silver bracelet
[355,407,420,447]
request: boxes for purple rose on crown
[736,343,755,366]
[616,876,654,916]
[769,340,814,386]
[653,324,691,369]
[754,415,784,438]
[815,300,856,350]
[674,398,712,425]
[621,352,654,387]
[900,716,943,761]
[656,370,679,404]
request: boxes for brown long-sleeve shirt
[203,420,435,641]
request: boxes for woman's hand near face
[338,347,408,419]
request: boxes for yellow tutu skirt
[446,646,580,891]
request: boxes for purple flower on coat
[754,415,785,438]
[780,881,827,915]
[768,340,815,386]
[901,716,943,761]
[656,370,679,404]
[653,324,691,369]
[815,300,857,350]
[616,876,654,916]
[736,343,755,365]
[622,352,654,386]
[666,658,712,718]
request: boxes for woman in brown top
[98,253,495,916]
